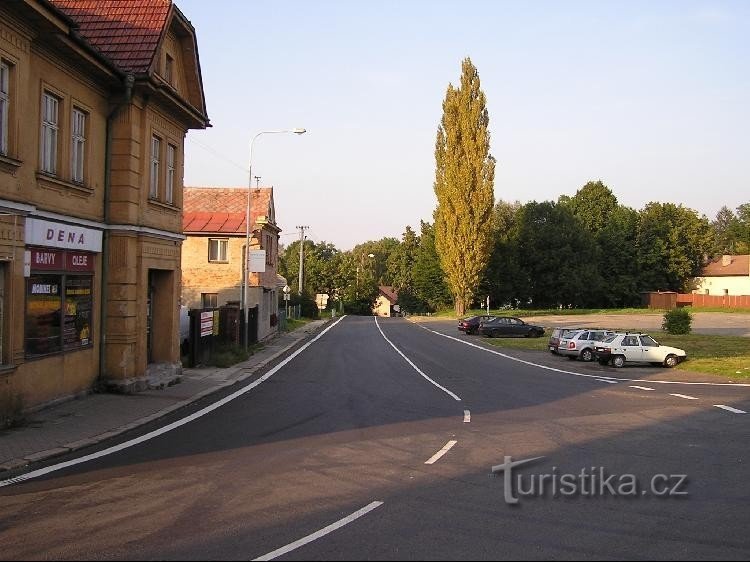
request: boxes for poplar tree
[434,58,495,316]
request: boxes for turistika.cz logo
[491,456,689,505]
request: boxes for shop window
[25,271,93,358]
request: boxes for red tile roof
[49,0,172,74]
[700,255,750,277]
[183,187,275,234]
[379,286,399,304]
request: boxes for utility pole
[296,225,309,295]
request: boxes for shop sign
[25,218,103,252]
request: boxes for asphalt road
[1,316,749,560]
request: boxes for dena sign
[25,218,103,252]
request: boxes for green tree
[636,202,713,292]
[515,201,601,308]
[412,221,452,312]
[480,200,525,307]
[433,58,496,316]
[562,180,619,233]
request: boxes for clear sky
[177,0,749,250]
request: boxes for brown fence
[643,291,750,309]
[677,293,750,309]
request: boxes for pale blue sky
[178,0,749,250]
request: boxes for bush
[662,307,692,335]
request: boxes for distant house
[692,255,750,296]
[374,286,399,317]
[182,187,281,341]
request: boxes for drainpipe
[99,74,134,387]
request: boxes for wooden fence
[643,292,750,309]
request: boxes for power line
[186,136,249,173]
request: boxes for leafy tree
[433,57,496,316]
[412,221,451,311]
[515,201,601,308]
[712,206,739,255]
[636,202,713,292]
[479,200,526,307]
[386,226,419,292]
[562,180,619,233]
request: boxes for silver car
[557,329,615,362]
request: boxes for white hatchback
[594,333,687,368]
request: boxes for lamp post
[243,128,306,351]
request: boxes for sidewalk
[0,319,329,476]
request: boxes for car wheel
[612,355,626,368]
[580,349,594,362]
[664,355,679,368]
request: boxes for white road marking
[464,410,471,423]
[714,405,747,414]
[425,440,458,465]
[412,322,750,388]
[375,317,461,401]
[0,316,349,489]
[670,393,699,400]
[597,379,618,384]
[630,386,656,391]
[253,501,384,561]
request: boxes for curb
[0,319,332,477]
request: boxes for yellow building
[182,187,282,342]
[374,286,399,317]
[0,0,209,424]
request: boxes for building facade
[182,187,282,342]
[0,0,208,424]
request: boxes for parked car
[557,329,616,361]
[458,315,495,335]
[548,327,585,354]
[480,316,545,338]
[594,333,687,368]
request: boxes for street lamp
[243,128,306,350]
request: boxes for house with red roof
[693,255,750,296]
[182,187,282,341]
[374,286,399,317]
[0,0,209,422]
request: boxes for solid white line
[375,317,461,401]
[425,440,458,465]
[464,410,471,423]
[714,405,747,414]
[630,386,656,391]
[0,316,349,489]
[412,322,750,388]
[597,379,619,384]
[670,393,699,400]
[253,501,384,561]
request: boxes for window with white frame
[71,108,86,183]
[41,92,60,175]
[208,238,228,263]
[0,62,9,156]
[166,144,176,204]
[150,135,161,199]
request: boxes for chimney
[722,255,732,267]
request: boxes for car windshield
[602,335,618,344]
[640,335,659,347]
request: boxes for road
[1,316,749,560]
